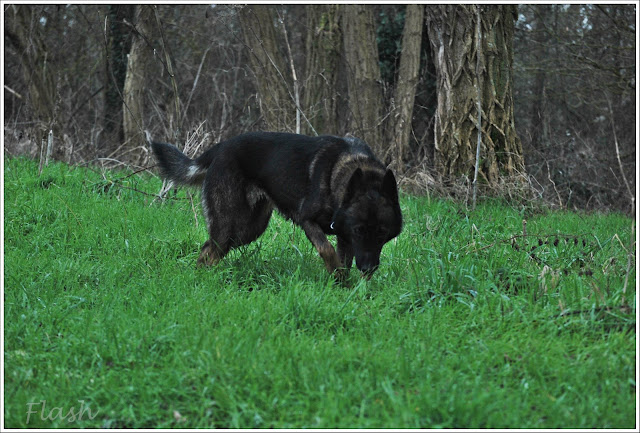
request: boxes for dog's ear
[342,168,363,206]
[382,169,399,203]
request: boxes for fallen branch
[555,304,633,318]
[468,232,591,254]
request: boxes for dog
[151,132,402,280]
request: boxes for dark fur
[151,132,402,279]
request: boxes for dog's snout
[356,253,379,278]
[360,265,379,280]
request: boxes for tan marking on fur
[309,147,326,181]
[330,153,370,188]
[330,153,385,203]
[316,242,342,274]
[246,184,269,208]
[197,242,222,267]
[201,190,212,232]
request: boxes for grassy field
[3,156,637,428]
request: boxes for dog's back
[152,132,378,205]
[152,132,326,185]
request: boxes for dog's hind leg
[198,201,272,268]
[198,160,273,268]
[231,194,273,248]
[197,239,228,267]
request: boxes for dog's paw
[197,241,221,267]
[333,268,352,287]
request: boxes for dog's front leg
[337,236,354,271]
[301,221,345,281]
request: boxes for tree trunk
[5,5,57,139]
[425,5,525,184]
[105,5,134,148]
[238,5,295,132]
[302,4,342,135]
[122,5,154,152]
[386,4,424,171]
[341,5,384,153]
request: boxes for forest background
[3,3,637,213]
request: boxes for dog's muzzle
[360,266,378,280]
[356,254,379,279]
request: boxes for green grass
[3,157,636,428]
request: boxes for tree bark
[387,4,424,171]
[302,4,342,135]
[341,5,384,153]
[122,5,154,151]
[105,5,134,148]
[425,5,525,184]
[238,5,295,132]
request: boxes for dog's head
[332,168,403,277]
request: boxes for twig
[4,84,23,99]
[153,6,181,140]
[70,84,105,118]
[180,47,210,131]
[604,92,634,215]
[555,305,633,318]
[546,161,563,208]
[155,179,175,201]
[78,157,150,173]
[188,192,199,229]
[38,136,45,174]
[51,190,82,227]
[118,164,157,180]
[89,171,190,202]
[280,10,301,134]
[472,5,483,210]
[182,120,209,157]
[45,129,53,166]
[119,182,181,200]
[242,8,318,135]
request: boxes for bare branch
[604,91,635,215]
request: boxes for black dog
[151,132,402,279]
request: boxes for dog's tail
[151,141,208,186]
